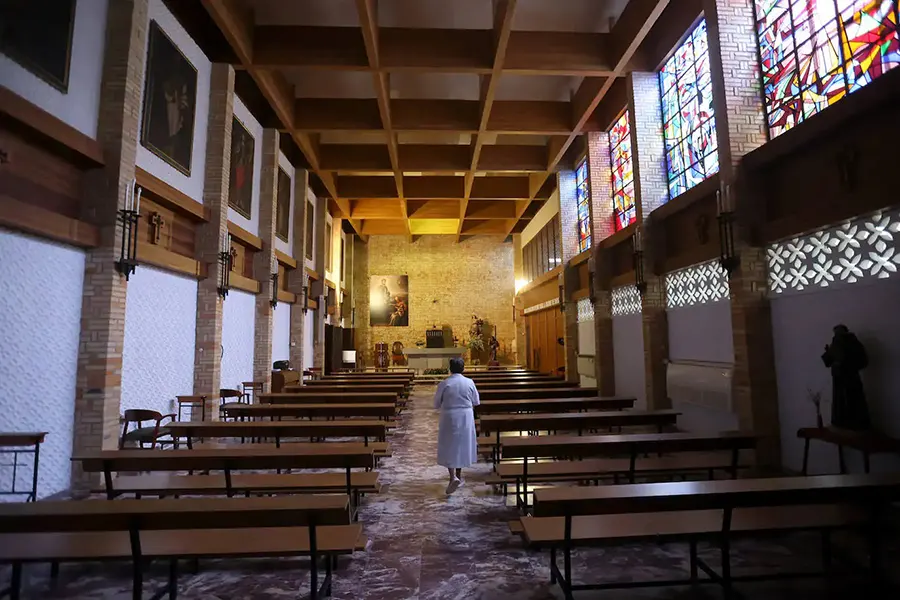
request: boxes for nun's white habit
[434,373,480,469]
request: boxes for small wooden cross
[229,248,239,271]
[149,212,165,245]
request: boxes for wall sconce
[270,256,279,309]
[217,232,232,299]
[115,179,142,281]
[717,184,739,276]
[301,273,310,314]
[632,227,647,296]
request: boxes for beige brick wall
[354,236,516,366]
[288,170,310,372]
[252,128,279,390]
[557,171,580,262]
[586,131,614,243]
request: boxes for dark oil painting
[276,167,291,242]
[140,20,197,176]
[370,276,409,327]
[305,200,315,260]
[0,0,76,91]
[228,116,255,219]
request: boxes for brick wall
[72,0,148,489]
[557,171,579,262]
[252,128,279,390]
[354,236,515,366]
[628,72,668,219]
[590,255,616,395]
[288,170,310,372]
[586,131,614,243]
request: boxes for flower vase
[816,413,824,429]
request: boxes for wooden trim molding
[0,85,104,168]
[516,264,563,297]
[275,249,297,269]
[0,194,99,247]
[277,289,296,303]
[568,249,591,267]
[598,223,635,249]
[308,299,318,310]
[305,267,320,280]
[136,241,205,279]
[571,288,590,302]
[227,221,263,250]
[324,279,337,290]
[649,174,718,221]
[230,271,260,294]
[611,272,634,288]
[135,167,207,221]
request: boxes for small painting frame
[0,0,77,92]
[276,167,291,243]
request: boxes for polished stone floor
[3,385,895,599]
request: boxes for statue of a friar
[821,324,871,431]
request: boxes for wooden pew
[242,402,396,420]
[523,473,900,598]
[479,387,599,401]
[476,396,634,415]
[478,410,680,464]
[501,431,757,510]
[265,391,399,405]
[798,426,900,475]
[166,420,388,447]
[475,380,577,391]
[0,495,359,600]
[324,372,414,380]
[283,383,407,397]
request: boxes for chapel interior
[1,0,900,598]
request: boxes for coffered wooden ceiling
[193,0,698,241]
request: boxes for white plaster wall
[304,309,315,370]
[305,189,317,269]
[272,302,291,363]
[667,302,734,363]
[275,152,295,256]
[612,313,647,410]
[135,0,211,202]
[0,230,83,499]
[221,290,255,390]
[227,95,263,235]
[121,267,197,417]
[771,278,900,474]
[0,0,108,138]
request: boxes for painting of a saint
[276,167,291,242]
[228,116,255,219]
[0,0,76,91]
[370,276,409,327]
[140,20,197,175]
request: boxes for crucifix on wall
[149,212,165,245]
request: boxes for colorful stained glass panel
[608,110,635,233]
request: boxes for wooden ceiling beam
[337,176,398,199]
[504,31,614,76]
[381,28,493,72]
[252,26,368,69]
[470,176,530,199]
[391,99,481,132]
[463,0,517,241]
[319,144,393,172]
[407,199,461,219]
[398,144,472,172]
[465,200,518,219]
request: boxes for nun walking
[434,357,480,494]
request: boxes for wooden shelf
[230,271,260,294]
[277,289,296,303]
[137,241,205,279]
[305,267,320,280]
[228,222,263,250]
[275,249,297,269]
[135,167,207,221]
[0,194,99,248]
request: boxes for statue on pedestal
[821,324,871,431]
[489,335,500,364]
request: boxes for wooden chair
[242,381,264,404]
[176,395,207,422]
[219,389,244,422]
[118,409,176,449]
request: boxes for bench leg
[168,560,178,600]
[9,563,21,600]
[49,561,59,589]
[689,539,698,583]
[549,548,557,584]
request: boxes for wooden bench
[523,473,900,599]
[478,410,680,464]
[799,426,900,475]
[476,396,634,415]
[231,402,397,420]
[0,495,360,600]
[291,383,408,395]
[166,420,388,448]
[475,380,578,391]
[194,441,391,460]
[501,431,757,510]
[479,387,600,401]
[271,391,402,407]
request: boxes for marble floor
[4,385,895,599]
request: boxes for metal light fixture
[717,184,739,276]
[270,257,279,309]
[115,179,142,281]
[632,227,647,296]
[301,273,310,314]
[217,232,232,299]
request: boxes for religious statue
[821,324,871,431]
[489,335,500,364]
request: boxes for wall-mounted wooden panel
[137,198,198,261]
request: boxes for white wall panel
[221,290,255,390]
[272,302,291,363]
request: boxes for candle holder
[301,273,310,314]
[115,180,142,281]
[217,233,232,299]
[270,260,279,310]
[717,185,739,276]
[632,228,647,296]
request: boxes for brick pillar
[557,171,579,262]
[590,254,616,395]
[627,71,671,410]
[512,234,526,365]
[561,267,579,384]
[252,129,279,391]
[705,0,780,467]
[586,131,614,244]
[193,63,235,420]
[288,170,310,374]
[312,195,328,371]
[71,0,148,490]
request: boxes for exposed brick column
[193,63,235,420]
[705,0,780,467]
[561,267,579,384]
[590,254,616,395]
[252,129,279,391]
[627,71,671,409]
[72,0,148,490]
[586,131,614,244]
[557,171,579,263]
[288,170,310,374]
[312,195,328,371]
[512,234,527,365]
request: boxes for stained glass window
[755,0,900,138]
[576,159,591,252]
[659,19,719,200]
[608,110,636,231]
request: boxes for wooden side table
[0,432,47,502]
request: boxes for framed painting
[276,167,291,242]
[228,116,255,219]
[140,20,197,176]
[0,0,77,92]
[325,221,332,272]
[305,199,314,260]
[370,276,409,327]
